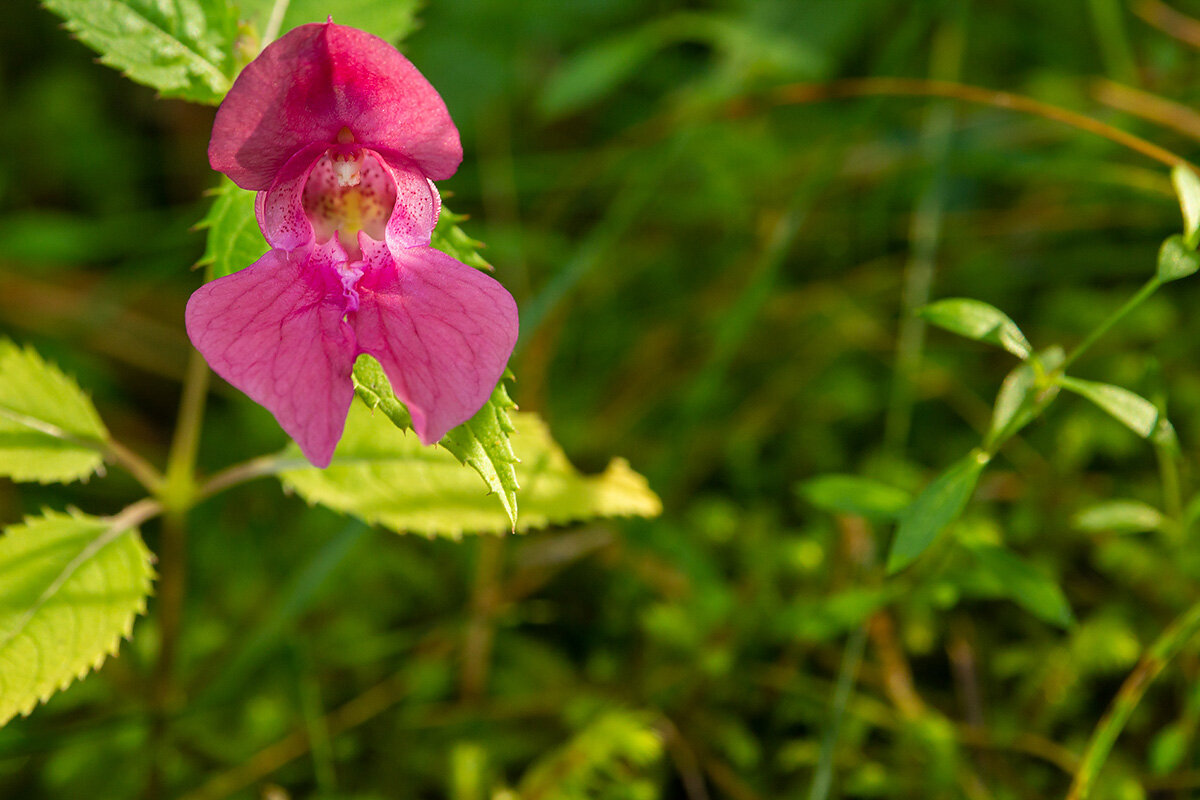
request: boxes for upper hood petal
[210,22,463,190]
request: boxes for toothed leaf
[279,404,660,537]
[0,509,154,726]
[196,178,265,280]
[40,0,237,105]
[0,339,109,484]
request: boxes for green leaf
[797,474,912,521]
[196,178,266,280]
[352,359,520,526]
[439,378,521,526]
[279,403,661,537]
[919,298,1031,360]
[40,0,236,105]
[235,0,420,45]
[1072,500,1165,534]
[1058,376,1169,440]
[431,208,493,271]
[1171,164,1200,248]
[986,346,1063,448]
[964,543,1074,628]
[887,451,989,573]
[0,509,154,726]
[0,340,109,483]
[1156,235,1200,284]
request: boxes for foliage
[0,509,154,725]
[0,339,109,483]
[12,0,1200,798]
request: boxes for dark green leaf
[887,451,988,573]
[797,474,912,521]
[965,543,1074,628]
[919,298,1031,360]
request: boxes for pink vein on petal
[185,250,357,467]
[351,245,519,444]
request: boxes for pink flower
[186,22,519,467]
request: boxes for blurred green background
[5,0,1200,797]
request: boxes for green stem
[147,345,210,799]
[1066,599,1200,799]
[808,624,868,800]
[1060,276,1161,373]
[162,347,210,511]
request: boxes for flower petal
[210,22,462,190]
[351,244,519,444]
[185,249,357,467]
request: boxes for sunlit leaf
[919,298,1031,360]
[235,0,420,45]
[0,509,154,726]
[1171,164,1200,249]
[352,360,519,526]
[887,451,989,573]
[1058,376,1167,440]
[431,208,493,271]
[196,178,265,280]
[797,474,912,521]
[987,346,1063,448]
[1157,235,1200,284]
[1072,500,1165,535]
[280,403,660,537]
[41,0,236,104]
[964,543,1074,628]
[0,340,108,483]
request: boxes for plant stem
[1066,598,1200,799]
[261,0,291,48]
[105,437,164,494]
[147,346,210,799]
[1060,276,1161,372]
[461,535,504,702]
[807,624,867,800]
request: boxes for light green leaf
[887,451,989,573]
[235,0,420,45]
[1058,376,1167,439]
[919,298,1031,360]
[40,0,236,105]
[196,178,265,280]
[431,209,493,271]
[1157,235,1200,284]
[0,509,154,726]
[1171,164,1200,248]
[965,543,1074,628]
[280,403,661,537]
[987,346,1063,448]
[0,340,109,483]
[352,359,520,526]
[797,474,912,521]
[1072,500,1165,535]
